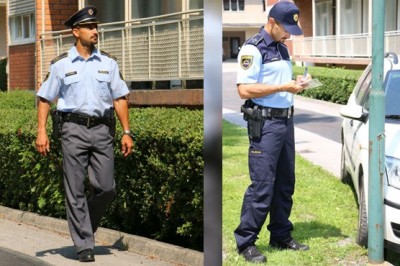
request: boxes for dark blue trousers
[234,115,295,251]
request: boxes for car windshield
[384,70,400,117]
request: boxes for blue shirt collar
[68,45,101,61]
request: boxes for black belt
[259,105,294,118]
[61,112,109,128]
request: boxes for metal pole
[368,0,385,263]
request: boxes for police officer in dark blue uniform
[36,6,133,262]
[234,1,312,263]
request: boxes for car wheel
[340,142,351,184]
[357,173,368,247]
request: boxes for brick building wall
[295,0,312,37]
[9,44,35,90]
[9,0,78,90]
[34,0,78,90]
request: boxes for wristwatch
[123,129,132,136]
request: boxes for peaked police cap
[64,5,99,27]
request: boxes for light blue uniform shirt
[236,30,293,108]
[37,46,129,117]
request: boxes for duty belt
[260,106,294,118]
[61,112,109,128]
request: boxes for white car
[340,52,400,252]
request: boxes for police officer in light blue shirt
[233,1,312,263]
[38,45,129,117]
[35,5,133,262]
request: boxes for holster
[241,100,264,140]
[104,107,116,138]
[50,109,62,139]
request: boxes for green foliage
[293,65,364,104]
[0,58,6,92]
[0,90,36,110]
[109,108,204,250]
[0,100,204,251]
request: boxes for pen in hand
[300,66,310,85]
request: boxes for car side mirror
[340,105,368,122]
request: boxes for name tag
[65,71,77,77]
[98,70,109,74]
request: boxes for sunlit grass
[222,120,399,265]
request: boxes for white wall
[223,0,266,26]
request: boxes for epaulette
[245,33,264,46]
[100,50,118,61]
[50,52,68,64]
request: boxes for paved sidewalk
[293,95,343,178]
[0,206,203,266]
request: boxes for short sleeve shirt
[236,27,294,108]
[37,46,130,117]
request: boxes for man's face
[73,23,98,46]
[271,20,291,43]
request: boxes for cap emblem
[88,9,94,16]
[293,14,298,22]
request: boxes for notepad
[303,78,323,89]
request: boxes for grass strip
[222,120,400,265]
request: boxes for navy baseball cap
[269,1,303,35]
[64,5,99,27]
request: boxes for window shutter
[8,0,35,16]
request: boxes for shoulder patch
[245,34,264,46]
[50,52,68,64]
[100,50,118,61]
[240,56,253,70]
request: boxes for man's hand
[36,97,51,156]
[121,134,134,157]
[296,73,312,87]
[284,79,306,94]
[36,131,50,156]
[283,74,313,94]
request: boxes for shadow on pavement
[36,245,119,261]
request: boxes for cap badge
[293,14,298,22]
[88,9,94,16]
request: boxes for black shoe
[239,245,267,263]
[269,238,309,251]
[78,249,95,262]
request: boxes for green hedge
[0,92,203,251]
[293,65,364,104]
[0,90,37,109]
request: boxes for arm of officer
[113,96,133,157]
[237,79,310,99]
[36,97,51,156]
[236,44,311,99]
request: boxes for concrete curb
[0,205,203,266]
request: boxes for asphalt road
[0,247,52,266]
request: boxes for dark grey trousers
[61,122,115,252]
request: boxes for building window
[190,0,204,9]
[223,0,245,11]
[9,13,35,44]
[130,0,183,19]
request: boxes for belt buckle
[86,117,95,128]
